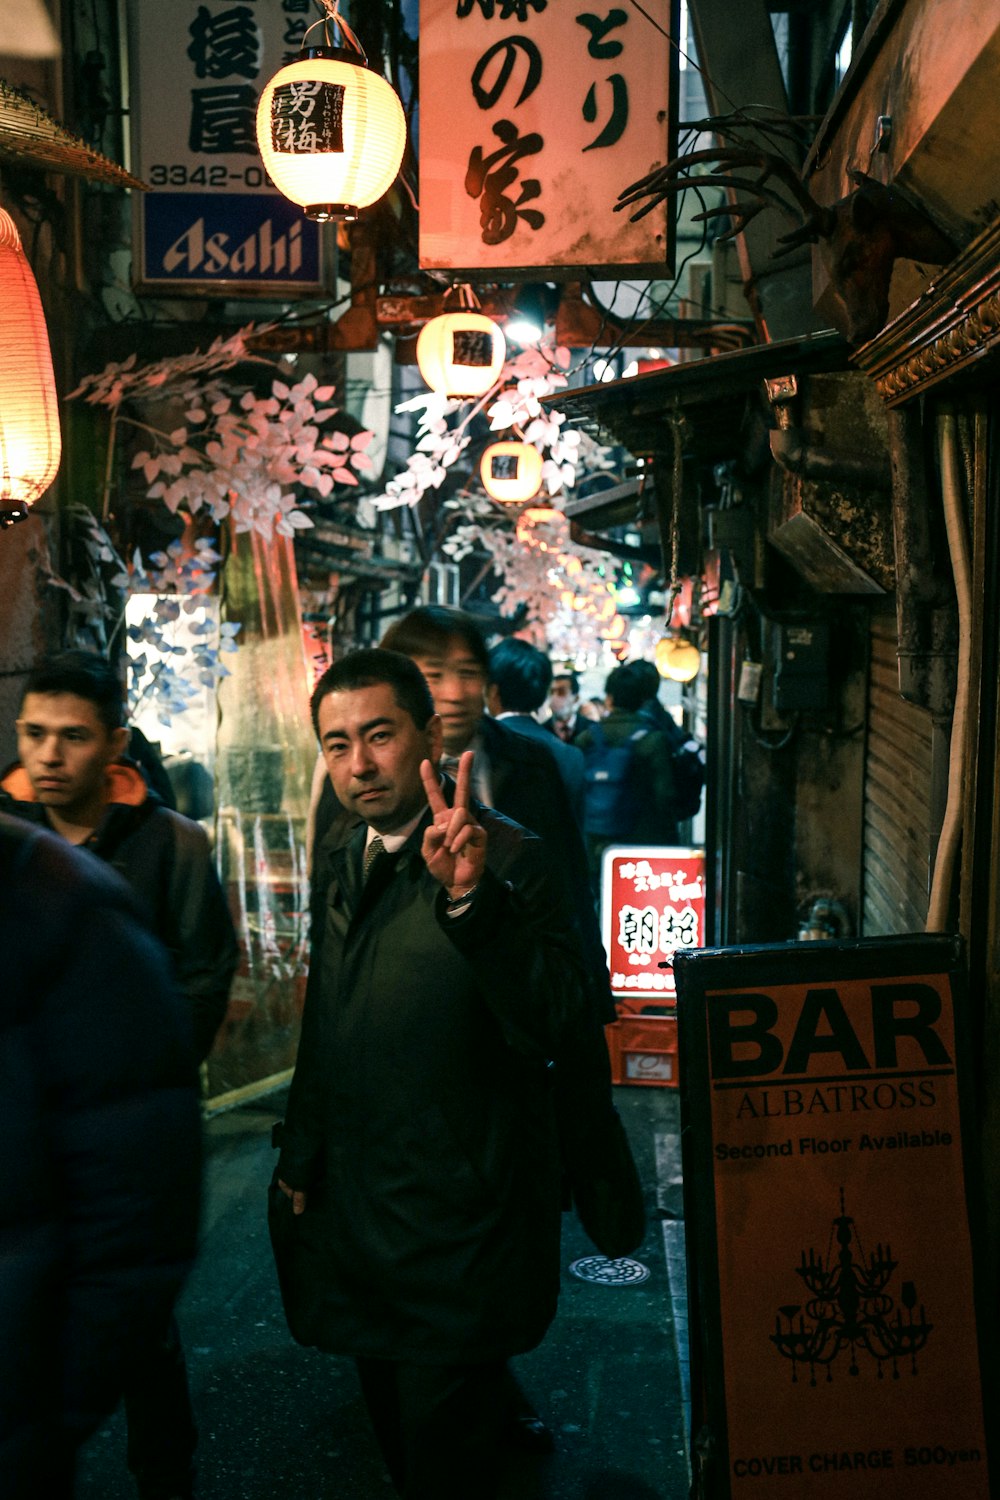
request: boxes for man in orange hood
[1,648,237,1500]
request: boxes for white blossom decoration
[70,325,374,542]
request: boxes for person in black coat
[379,608,612,1022]
[272,650,589,1499]
[485,636,586,830]
[547,666,592,744]
[2,649,238,1499]
[0,814,201,1498]
[3,652,237,1064]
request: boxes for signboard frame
[418,0,679,280]
[127,0,332,297]
[674,934,995,1500]
[600,844,706,1004]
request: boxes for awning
[543,329,851,462]
[0,80,148,189]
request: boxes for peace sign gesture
[420,751,487,899]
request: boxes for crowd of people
[0,612,701,1499]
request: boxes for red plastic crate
[607,1009,679,1087]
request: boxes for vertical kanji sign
[128,0,328,293]
[601,846,705,1002]
[419,0,677,276]
[675,936,994,1500]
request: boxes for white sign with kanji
[128,0,326,292]
[419,0,677,277]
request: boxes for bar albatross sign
[675,935,992,1500]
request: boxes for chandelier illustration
[770,1188,932,1385]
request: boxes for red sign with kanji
[600,845,706,1003]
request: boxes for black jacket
[478,715,614,1022]
[491,712,587,830]
[0,761,238,1060]
[274,802,588,1362]
[0,815,201,1488]
[312,720,613,1023]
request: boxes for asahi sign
[675,936,992,1500]
[418,0,677,277]
[128,0,326,293]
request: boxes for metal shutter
[862,606,935,934]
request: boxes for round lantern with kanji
[256,45,406,222]
[417,311,506,398]
[480,440,543,504]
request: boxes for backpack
[582,721,648,839]
[657,713,706,821]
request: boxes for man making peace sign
[272,648,589,1500]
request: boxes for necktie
[363,834,386,881]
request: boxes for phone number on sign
[149,164,273,189]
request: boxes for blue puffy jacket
[0,815,202,1492]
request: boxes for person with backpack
[576,661,682,887]
[630,657,707,828]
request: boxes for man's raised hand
[420,751,487,899]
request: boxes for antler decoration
[616,138,834,252]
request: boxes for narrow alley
[76,1085,691,1500]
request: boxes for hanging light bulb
[416,286,505,398]
[256,8,406,222]
[505,282,554,345]
[480,439,543,504]
[656,633,701,682]
[0,205,60,527]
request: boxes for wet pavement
[76,1082,690,1500]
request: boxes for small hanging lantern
[656,633,701,683]
[480,439,543,504]
[515,504,565,552]
[416,287,505,398]
[255,8,406,223]
[0,206,60,527]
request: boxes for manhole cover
[568,1255,650,1286]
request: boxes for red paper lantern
[0,207,60,522]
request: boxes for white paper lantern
[256,47,406,222]
[416,312,506,398]
[656,634,701,682]
[480,441,543,504]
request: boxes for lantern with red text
[256,14,406,223]
[0,207,60,525]
[480,441,543,504]
[417,311,506,398]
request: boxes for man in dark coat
[577,660,681,885]
[547,666,592,744]
[2,652,238,1065]
[274,648,588,1500]
[0,814,201,1498]
[1,649,238,1500]
[486,636,586,830]
[378,608,611,1021]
